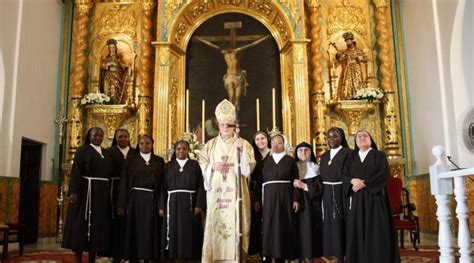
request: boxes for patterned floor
[2,234,467,262]
[2,250,443,263]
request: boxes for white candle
[312,137,316,153]
[288,119,292,147]
[168,105,172,147]
[201,99,205,143]
[272,88,276,129]
[327,51,333,77]
[186,90,190,132]
[256,98,260,131]
[93,63,98,78]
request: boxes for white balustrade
[429,145,473,263]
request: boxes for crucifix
[194,21,270,108]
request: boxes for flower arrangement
[80,92,111,105]
[353,88,384,102]
[184,132,201,160]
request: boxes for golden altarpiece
[60,0,409,194]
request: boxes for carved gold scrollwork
[287,73,296,146]
[128,119,137,147]
[158,46,171,66]
[142,0,155,11]
[169,78,179,143]
[69,1,93,98]
[163,0,187,29]
[373,0,389,8]
[96,5,137,41]
[313,93,327,156]
[137,95,152,136]
[365,113,381,148]
[306,0,326,157]
[327,3,366,37]
[374,6,391,91]
[173,21,188,45]
[67,0,92,162]
[373,1,402,157]
[278,0,300,23]
[306,0,320,8]
[334,100,379,135]
[85,105,132,139]
[293,43,305,65]
[75,1,93,13]
[274,16,289,41]
[140,1,155,97]
[189,2,214,19]
[220,0,242,5]
[167,0,294,49]
[249,0,273,16]
[383,92,401,156]
[67,98,83,162]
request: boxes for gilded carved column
[66,0,93,162]
[153,43,172,155]
[137,0,155,136]
[291,40,311,146]
[306,0,326,157]
[373,0,402,157]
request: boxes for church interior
[1,0,473,262]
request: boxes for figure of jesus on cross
[195,21,270,108]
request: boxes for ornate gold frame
[153,1,311,155]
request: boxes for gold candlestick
[256,98,260,131]
[332,51,337,73]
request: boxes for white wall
[450,0,474,169]
[403,0,474,174]
[0,0,62,181]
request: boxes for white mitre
[215,99,236,124]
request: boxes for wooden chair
[386,176,420,250]
[0,224,8,259]
[0,223,26,258]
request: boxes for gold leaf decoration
[96,5,137,40]
[327,3,366,37]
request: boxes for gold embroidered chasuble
[199,134,256,262]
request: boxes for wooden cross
[192,21,266,48]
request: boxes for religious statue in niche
[330,32,369,100]
[99,38,130,104]
[195,23,270,108]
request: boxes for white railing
[429,145,473,263]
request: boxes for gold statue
[100,39,129,104]
[195,35,270,108]
[331,32,368,100]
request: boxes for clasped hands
[212,162,232,174]
[351,178,366,192]
[293,179,308,191]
